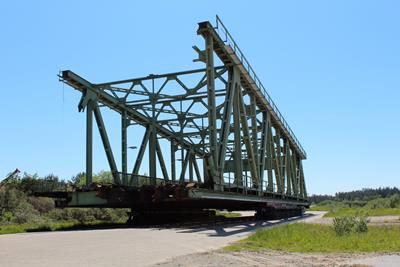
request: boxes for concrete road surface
[348,255,400,267]
[0,213,315,267]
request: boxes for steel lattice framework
[59,16,307,209]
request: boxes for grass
[325,208,400,217]
[0,220,126,235]
[215,210,241,218]
[310,206,400,217]
[225,223,400,252]
[308,205,331,212]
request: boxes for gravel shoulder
[154,250,400,267]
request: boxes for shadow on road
[19,213,318,235]
[175,213,315,237]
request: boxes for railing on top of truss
[214,15,307,158]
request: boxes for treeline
[335,187,400,201]
[0,171,127,226]
[309,187,400,204]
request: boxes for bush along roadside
[0,171,129,234]
[332,216,369,236]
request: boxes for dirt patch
[154,250,399,267]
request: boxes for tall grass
[323,208,400,217]
[225,223,400,252]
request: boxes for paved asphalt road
[0,212,319,267]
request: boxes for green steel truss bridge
[44,17,308,219]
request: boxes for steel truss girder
[62,65,307,197]
[60,18,307,200]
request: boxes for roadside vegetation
[0,170,128,235]
[225,223,400,252]
[332,216,368,236]
[309,187,400,217]
[226,188,400,253]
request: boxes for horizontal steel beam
[95,66,225,87]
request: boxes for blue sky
[1,1,399,195]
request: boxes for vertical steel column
[266,124,274,192]
[181,146,185,181]
[282,138,288,194]
[149,78,157,185]
[263,113,274,192]
[270,126,281,192]
[179,149,191,182]
[217,66,238,190]
[171,141,176,182]
[291,153,299,196]
[204,33,218,168]
[233,82,243,186]
[250,94,259,178]
[238,90,260,190]
[294,155,301,197]
[149,124,157,185]
[289,149,298,196]
[275,130,283,193]
[189,156,194,182]
[259,111,270,189]
[299,160,307,198]
[299,158,304,197]
[285,142,292,195]
[121,111,128,185]
[86,100,93,186]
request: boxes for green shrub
[354,216,368,233]
[1,171,130,229]
[333,216,355,236]
[13,202,41,224]
[1,211,14,223]
[69,209,96,223]
[0,187,27,214]
[389,194,400,208]
[333,216,369,236]
[27,197,54,214]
